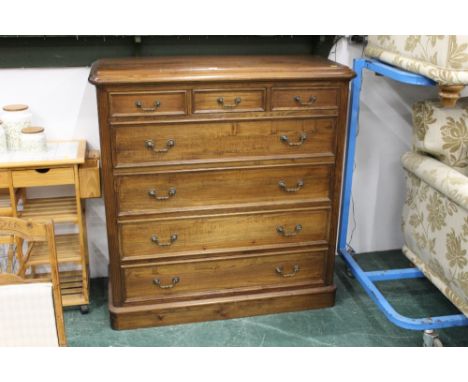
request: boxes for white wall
[1,41,465,276]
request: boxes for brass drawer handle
[151,233,178,247]
[280,133,307,147]
[135,100,161,112]
[217,97,241,109]
[275,264,300,278]
[278,179,304,193]
[153,276,180,289]
[276,224,302,237]
[294,95,317,106]
[144,139,175,153]
[148,187,176,200]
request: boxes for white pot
[0,122,7,152]
[1,104,33,151]
[20,126,47,152]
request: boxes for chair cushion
[0,283,59,346]
[365,35,468,85]
[412,97,468,176]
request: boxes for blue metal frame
[338,58,468,330]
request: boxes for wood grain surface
[90,55,353,328]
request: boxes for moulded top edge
[88,55,355,85]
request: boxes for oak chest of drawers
[89,55,354,329]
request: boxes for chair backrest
[411,97,468,176]
[0,217,66,346]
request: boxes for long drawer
[117,165,332,215]
[112,118,336,167]
[122,249,326,303]
[119,208,330,260]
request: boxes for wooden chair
[0,217,67,346]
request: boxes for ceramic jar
[0,121,7,152]
[1,104,33,150]
[20,126,47,152]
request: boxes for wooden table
[0,140,99,313]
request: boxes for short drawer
[12,167,75,187]
[112,118,336,167]
[119,208,330,260]
[122,250,326,303]
[192,88,265,114]
[271,87,338,111]
[117,165,332,215]
[109,90,187,117]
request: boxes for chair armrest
[402,151,468,211]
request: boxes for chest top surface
[89,55,354,85]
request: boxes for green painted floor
[64,250,468,346]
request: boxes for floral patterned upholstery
[412,97,468,176]
[401,100,468,316]
[365,35,468,85]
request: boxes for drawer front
[112,118,336,166]
[192,89,265,114]
[117,165,332,215]
[123,250,326,302]
[119,209,330,260]
[271,87,338,111]
[12,167,75,187]
[109,90,187,117]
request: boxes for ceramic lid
[3,104,29,112]
[21,126,44,134]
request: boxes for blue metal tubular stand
[338,58,468,331]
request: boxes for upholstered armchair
[401,98,468,316]
[365,36,468,107]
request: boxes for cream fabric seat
[365,35,468,106]
[0,282,59,346]
[401,98,468,316]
